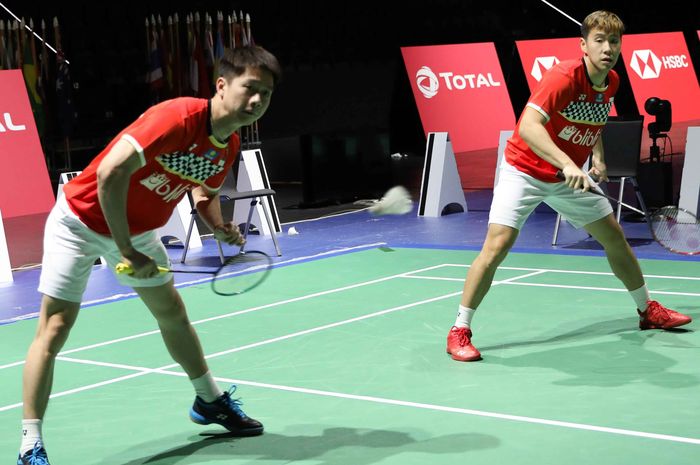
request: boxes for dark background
[2,0,699,205]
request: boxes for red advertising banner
[0,70,55,218]
[401,43,515,154]
[622,32,700,123]
[516,37,617,116]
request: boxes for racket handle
[115,263,170,275]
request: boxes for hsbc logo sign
[0,112,27,132]
[630,50,662,79]
[415,65,501,99]
[530,56,560,81]
[629,49,689,79]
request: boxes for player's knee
[41,317,75,355]
[152,301,190,327]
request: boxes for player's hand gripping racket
[116,250,273,295]
[556,170,700,255]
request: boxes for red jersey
[63,98,239,235]
[505,58,618,182]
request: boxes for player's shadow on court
[482,314,699,388]
[112,426,498,464]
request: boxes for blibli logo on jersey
[557,125,601,147]
[140,172,190,202]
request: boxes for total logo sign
[415,65,501,99]
[0,112,27,132]
[629,49,689,79]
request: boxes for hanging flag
[187,13,197,96]
[0,21,6,69]
[38,19,49,99]
[22,19,44,137]
[172,13,182,96]
[192,12,209,98]
[246,13,254,46]
[213,11,225,81]
[159,15,172,96]
[54,17,76,138]
[239,11,248,46]
[146,16,164,96]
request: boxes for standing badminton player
[446,10,691,362]
[18,46,281,464]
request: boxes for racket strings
[212,251,272,295]
[650,207,700,255]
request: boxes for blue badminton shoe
[189,384,263,436]
[17,442,50,465]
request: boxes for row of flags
[146,10,256,104]
[0,17,75,143]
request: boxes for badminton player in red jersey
[446,10,691,362]
[18,46,281,464]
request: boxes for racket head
[211,250,273,296]
[649,206,700,256]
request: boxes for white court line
[438,263,700,281]
[401,275,700,297]
[0,243,390,325]
[0,270,542,407]
[2,268,699,445]
[0,262,455,371]
[12,356,700,446]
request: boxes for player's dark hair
[581,10,625,39]
[218,46,282,86]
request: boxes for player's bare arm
[518,107,593,191]
[588,136,609,182]
[191,186,244,246]
[96,139,158,278]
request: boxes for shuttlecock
[368,186,413,216]
[288,226,299,235]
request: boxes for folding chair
[552,117,647,245]
[180,188,282,263]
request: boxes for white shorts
[38,196,173,303]
[489,162,613,230]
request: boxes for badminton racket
[556,170,700,255]
[116,250,273,295]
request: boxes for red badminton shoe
[446,326,482,361]
[638,300,692,330]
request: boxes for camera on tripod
[644,97,671,162]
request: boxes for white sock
[629,285,651,313]
[20,419,43,455]
[191,371,223,403]
[454,305,476,328]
